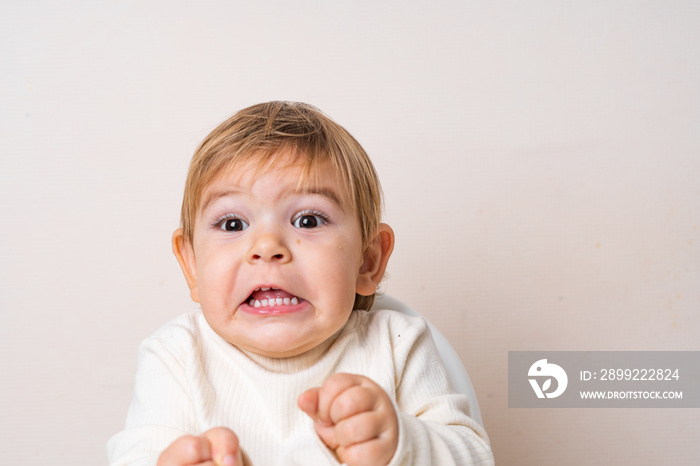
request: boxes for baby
[107,101,493,465]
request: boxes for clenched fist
[298,373,399,466]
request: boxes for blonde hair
[180,101,383,310]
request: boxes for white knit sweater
[107,309,493,465]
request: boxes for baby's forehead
[197,156,354,210]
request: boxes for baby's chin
[215,319,324,359]
[225,318,346,360]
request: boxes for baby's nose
[247,232,291,264]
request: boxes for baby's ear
[356,223,395,296]
[172,228,200,303]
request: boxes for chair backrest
[371,294,483,426]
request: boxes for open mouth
[246,286,302,309]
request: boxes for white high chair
[371,294,483,426]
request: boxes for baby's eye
[219,217,249,232]
[292,213,327,229]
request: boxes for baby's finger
[203,427,240,466]
[157,435,212,466]
[313,418,341,450]
[297,387,320,419]
[299,388,341,449]
[333,410,384,448]
[336,436,395,466]
[328,385,377,424]
[316,373,364,425]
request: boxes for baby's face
[184,153,366,358]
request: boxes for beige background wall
[1,1,698,464]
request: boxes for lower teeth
[249,297,299,308]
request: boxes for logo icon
[528,359,568,398]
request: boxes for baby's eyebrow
[200,189,245,212]
[298,187,345,209]
[200,187,345,212]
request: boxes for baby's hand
[298,373,399,466]
[157,427,242,466]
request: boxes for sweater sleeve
[106,322,201,466]
[385,314,494,466]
